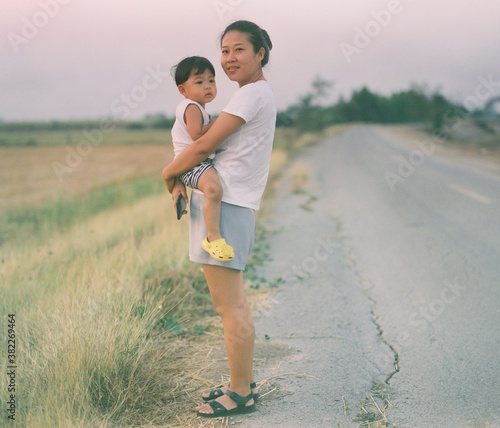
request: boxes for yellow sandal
[201,237,234,261]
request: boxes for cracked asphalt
[235,125,500,428]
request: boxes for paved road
[238,125,500,427]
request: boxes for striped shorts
[178,158,214,190]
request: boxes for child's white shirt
[171,99,210,158]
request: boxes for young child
[170,56,234,261]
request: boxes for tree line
[2,78,495,135]
[279,77,468,134]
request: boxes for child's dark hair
[172,56,215,86]
[220,20,273,67]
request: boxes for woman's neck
[238,69,265,87]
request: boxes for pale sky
[1,0,499,121]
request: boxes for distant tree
[282,80,461,130]
[144,113,174,129]
[334,95,361,122]
[430,93,453,131]
[284,75,334,133]
[349,87,385,122]
[311,76,333,103]
[126,121,146,130]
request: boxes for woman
[162,20,276,417]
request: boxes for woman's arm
[162,112,245,186]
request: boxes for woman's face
[221,31,265,87]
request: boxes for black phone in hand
[176,194,187,220]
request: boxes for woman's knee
[212,298,248,319]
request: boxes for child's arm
[201,116,216,136]
[162,112,245,189]
[184,104,214,141]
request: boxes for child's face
[178,69,217,106]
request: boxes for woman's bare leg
[196,265,255,414]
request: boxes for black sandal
[197,390,256,418]
[202,385,225,401]
[202,382,259,402]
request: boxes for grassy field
[0,123,329,427]
[4,118,495,426]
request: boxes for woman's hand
[171,180,188,218]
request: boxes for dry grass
[0,189,202,426]
[290,163,310,194]
[273,124,345,155]
[354,382,395,428]
[0,127,291,427]
[0,143,171,209]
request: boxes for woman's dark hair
[171,56,216,86]
[221,20,273,67]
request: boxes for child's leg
[197,168,223,243]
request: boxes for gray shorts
[189,191,256,271]
[179,159,213,189]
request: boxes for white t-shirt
[171,99,210,157]
[215,80,276,210]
